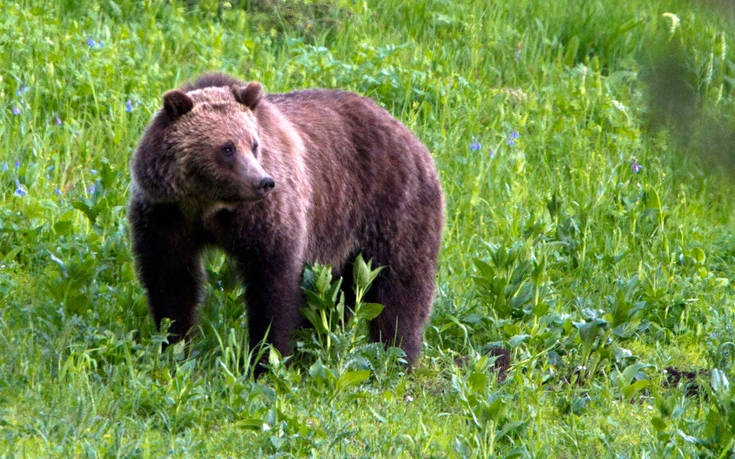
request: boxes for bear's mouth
[213,182,273,206]
[240,185,274,201]
[208,201,240,213]
[203,195,264,217]
[237,191,270,202]
[219,192,269,206]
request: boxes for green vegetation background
[2,0,735,456]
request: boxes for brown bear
[128,73,443,370]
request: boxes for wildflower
[14,179,27,197]
[1,163,7,171]
[48,165,54,172]
[488,148,495,160]
[13,160,20,168]
[13,77,28,101]
[631,158,642,173]
[16,84,28,107]
[12,107,20,115]
[54,187,62,196]
[125,100,134,112]
[507,131,520,146]
[91,169,98,175]
[55,114,62,125]
[469,137,481,151]
[87,183,96,194]
[87,38,97,47]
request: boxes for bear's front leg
[129,198,205,346]
[238,253,304,370]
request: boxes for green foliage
[2,0,735,456]
[296,254,402,393]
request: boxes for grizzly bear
[128,73,443,370]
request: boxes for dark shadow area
[664,367,710,397]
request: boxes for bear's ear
[232,82,263,110]
[162,90,194,119]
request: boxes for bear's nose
[257,177,275,193]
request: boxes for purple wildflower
[488,148,495,160]
[470,138,481,151]
[125,100,134,112]
[14,179,27,197]
[631,158,642,173]
[2,163,7,171]
[12,107,20,115]
[13,160,20,168]
[54,187,62,196]
[55,114,62,125]
[48,165,54,172]
[13,77,28,99]
[87,38,97,47]
[88,183,96,194]
[91,169,98,175]
[507,131,520,146]
[16,84,28,106]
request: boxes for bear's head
[131,81,275,207]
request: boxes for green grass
[2,0,735,456]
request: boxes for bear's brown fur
[128,73,443,370]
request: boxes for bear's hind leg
[366,269,435,365]
[360,202,442,365]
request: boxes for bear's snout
[256,177,275,196]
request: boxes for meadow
[2,0,735,456]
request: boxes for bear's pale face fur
[136,85,273,211]
[128,73,443,375]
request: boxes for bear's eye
[220,142,236,157]
[252,140,259,154]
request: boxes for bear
[128,72,444,371]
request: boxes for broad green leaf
[508,334,530,347]
[622,379,649,399]
[337,370,371,389]
[651,417,667,432]
[621,362,649,386]
[468,370,487,394]
[356,302,384,321]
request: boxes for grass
[2,0,735,456]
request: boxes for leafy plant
[296,254,401,395]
